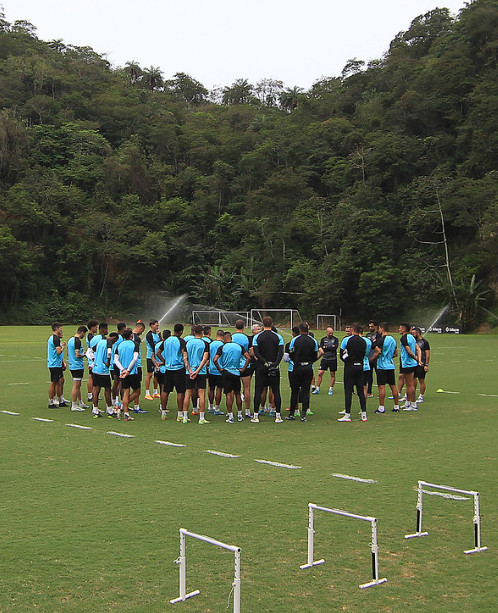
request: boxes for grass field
[1,326,497,613]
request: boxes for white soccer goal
[405,480,488,554]
[192,310,250,327]
[250,309,302,329]
[170,528,241,612]
[300,503,387,589]
[316,314,339,330]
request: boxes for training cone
[436,388,444,393]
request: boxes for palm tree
[279,86,303,112]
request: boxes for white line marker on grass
[332,473,377,484]
[205,450,240,458]
[33,418,53,422]
[478,394,498,398]
[107,431,134,438]
[1,410,20,415]
[155,440,186,447]
[255,459,301,469]
[421,488,469,501]
[66,424,93,430]
[7,382,29,386]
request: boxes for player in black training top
[313,326,339,396]
[251,316,285,423]
[338,323,368,422]
[286,322,319,422]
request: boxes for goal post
[300,503,387,589]
[192,311,250,327]
[316,314,339,331]
[404,480,488,554]
[250,309,302,329]
[170,528,241,612]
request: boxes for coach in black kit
[338,323,368,423]
[286,322,319,422]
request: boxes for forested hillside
[1,1,498,328]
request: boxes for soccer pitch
[1,327,497,612]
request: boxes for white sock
[153,388,158,395]
[200,411,205,420]
[276,412,281,419]
[238,410,242,417]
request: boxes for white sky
[5,0,467,90]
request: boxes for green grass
[1,327,497,612]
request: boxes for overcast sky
[5,0,467,90]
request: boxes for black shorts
[241,364,255,378]
[209,373,223,389]
[376,369,396,386]
[121,373,141,390]
[319,358,337,372]
[156,371,164,386]
[186,373,207,390]
[222,372,241,394]
[49,367,64,383]
[147,358,158,374]
[414,365,427,380]
[110,368,120,379]
[164,368,187,394]
[92,373,111,389]
[400,366,416,375]
[70,369,84,381]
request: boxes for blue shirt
[232,332,250,368]
[117,339,139,375]
[67,336,84,370]
[400,333,418,368]
[363,337,372,371]
[93,338,112,375]
[377,335,397,370]
[146,331,160,359]
[216,342,245,376]
[162,336,186,371]
[47,334,63,368]
[186,338,209,374]
[209,340,224,374]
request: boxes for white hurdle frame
[300,503,387,589]
[170,529,241,612]
[405,480,488,554]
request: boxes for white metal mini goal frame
[300,503,387,589]
[405,480,488,554]
[170,529,241,612]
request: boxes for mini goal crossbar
[170,528,241,612]
[300,503,387,589]
[405,480,488,554]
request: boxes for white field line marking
[1,410,20,415]
[7,383,29,386]
[255,459,301,469]
[422,489,469,501]
[205,450,240,458]
[33,418,53,422]
[478,394,498,398]
[66,424,93,430]
[332,473,377,484]
[107,431,134,438]
[155,440,186,447]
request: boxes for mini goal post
[300,503,387,589]
[404,480,488,554]
[170,528,241,612]
[316,314,339,330]
[250,309,302,329]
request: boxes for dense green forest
[1,1,498,329]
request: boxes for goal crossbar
[404,480,488,554]
[170,528,242,612]
[300,503,387,589]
